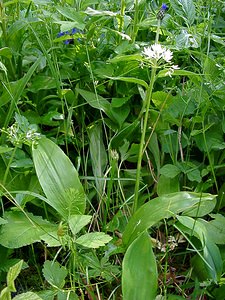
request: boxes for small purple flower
[71,28,79,35]
[64,39,74,45]
[161,3,168,11]
[57,32,65,37]
[157,3,168,20]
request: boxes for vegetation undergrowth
[0,0,225,299]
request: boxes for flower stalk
[133,66,157,213]
[133,4,171,213]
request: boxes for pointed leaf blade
[32,138,86,220]
[68,215,92,235]
[122,231,157,300]
[123,192,216,247]
[76,232,112,248]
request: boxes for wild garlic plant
[133,4,179,213]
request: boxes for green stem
[132,0,139,43]
[155,19,161,44]
[0,2,16,79]
[119,0,126,33]
[133,66,157,213]
[3,146,17,186]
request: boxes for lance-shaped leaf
[32,137,86,220]
[122,231,157,300]
[176,215,222,282]
[123,192,216,247]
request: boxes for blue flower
[57,32,65,37]
[157,3,168,20]
[64,39,74,45]
[57,27,83,45]
[161,3,168,11]
[71,28,79,34]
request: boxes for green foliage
[0,0,225,298]
[32,137,86,220]
[42,260,67,289]
[76,232,112,248]
[176,215,222,282]
[122,231,157,300]
[0,211,57,248]
[0,260,24,300]
[123,192,216,247]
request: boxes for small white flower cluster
[142,43,179,76]
[2,123,41,147]
[142,43,173,63]
[156,235,178,252]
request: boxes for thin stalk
[133,13,162,213]
[119,0,126,33]
[132,0,139,43]
[155,19,161,44]
[3,146,17,186]
[133,66,157,213]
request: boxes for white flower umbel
[165,65,180,77]
[142,43,173,64]
[162,49,173,62]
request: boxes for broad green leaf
[199,214,225,244]
[0,211,57,248]
[157,69,201,85]
[32,137,86,220]
[13,292,42,300]
[57,21,85,32]
[170,0,196,25]
[177,215,222,282]
[27,76,57,92]
[76,88,115,122]
[191,254,210,282]
[157,175,180,196]
[177,161,202,183]
[68,215,92,235]
[42,260,67,289]
[111,97,130,108]
[57,290,79,300]
[108,54,142,63]
[110,104,130,128]
[56,7,85,29]
[107,76,148,89]
[122,231,157,300]
[0,47,12,58]
[175,31,201,49]
[76,232,112,248]
[122,192,216,247]
[7,260,23,291]
[160,164,181,178]
[40,231,61,247]
[182,197,215,217]
[110,120,139,148]
[87,123,108,195]
[204,56,220,83]
[0,217,8,225]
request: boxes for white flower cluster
[2,123,41,147]
[142,43,179,76]
[142,43,173,63]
